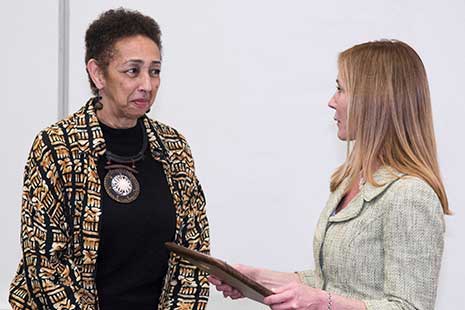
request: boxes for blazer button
[170,280,178,286]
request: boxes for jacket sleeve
[296,270,316,287]
[9,133,90,310]
[363,179,445,310]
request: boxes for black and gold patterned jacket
[9,99,210,310]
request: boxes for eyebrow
[125,59,161,65]
[336,79,340,85]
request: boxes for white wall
[2,1,464,309]
[0,1,59,309]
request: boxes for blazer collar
[328,166,404,223]
[361,166,405,202]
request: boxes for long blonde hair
[330,40,450,214]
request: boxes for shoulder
[146,118,201,175]
[28,106,88,161]
[150,119,185,139]
[388,176,439,206]
[383,176,444,228]
[37,104,88,142]
[147,118,192,152]
[29,121,67,159]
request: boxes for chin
[337,132,347,141]
[132,106,151,116]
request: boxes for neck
[96,108,138,129]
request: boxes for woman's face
[98,35,161,126]
[328,76,349,140]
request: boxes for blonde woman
[209,40,449,310]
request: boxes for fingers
[218,285,243,299]
[264,283,321,310]
[207,275,232,292]
[224,289,243,299]
[263,288,294,306]
[270,302,295,310]
[208,275,222,285]
[208,275,244,299]
[263,282,301,307]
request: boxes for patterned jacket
[298,167,445,310]
[9,99,210,310]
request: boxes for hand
[263,282,326,310]
[208,274,243,300]
[207,264,260,300]
[208,264,302,302]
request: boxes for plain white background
[2,1,464,309]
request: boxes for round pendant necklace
[103,119,148,204]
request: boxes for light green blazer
[298,167,445,310]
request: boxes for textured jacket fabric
[9,99,210,310]
[298,167,445,310]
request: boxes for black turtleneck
[96,120,176,310]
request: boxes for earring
[95,98,103,110]
[94,91,103,110]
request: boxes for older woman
[210,40,449,310]
[9,8,209,310]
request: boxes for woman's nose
[139,73,153,92]
[328,94,337,109]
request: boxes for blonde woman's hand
[208,264,255,299]
[208,264,301,301]
[208,274,244,299]
[263,282,326,310]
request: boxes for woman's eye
[336,85,342,92]
[150,68,161,77]
[126,68,139,75]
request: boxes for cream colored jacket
[298,167,445,310]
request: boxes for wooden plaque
[165,242,273,303]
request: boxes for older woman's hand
[263,282,327,310]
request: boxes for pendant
[104,168,140,203]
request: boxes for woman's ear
[86,59,105,89]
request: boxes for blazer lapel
[361,167,404,202]
[142,117,169,163]
[313,166,404,287]
[312,177,349,287]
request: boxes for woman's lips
[132,99,149,108]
